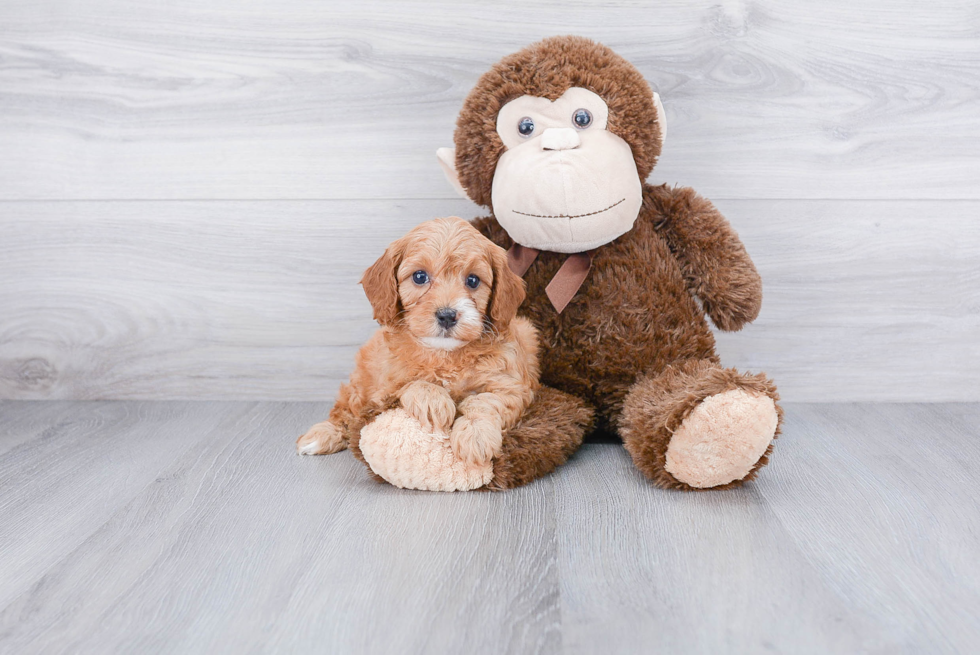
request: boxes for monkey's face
[490,88,643,253]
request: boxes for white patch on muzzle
[455,299,481,331]
[420,299,480,351]
[420,336,465,350]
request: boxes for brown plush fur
[475,184,766,433]
[455,36,782,489]
[620,360,783,491]
[297,217,541,468]
[484,386,595,491]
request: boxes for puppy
[297,216,538,465]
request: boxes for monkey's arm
[644,184,762,331]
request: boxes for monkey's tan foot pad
[664,389,778,488]
[359,409,492,492]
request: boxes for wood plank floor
[1,402,978,654]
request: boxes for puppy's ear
[487,243,526,327]
[360,240,403,326]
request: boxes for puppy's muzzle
[435,307,458,330]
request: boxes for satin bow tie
[506,244,595,313]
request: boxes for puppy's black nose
[435,307,458,329]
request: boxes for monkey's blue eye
[573,108,593,129]
[412,270,429,285]
[517,117,535,137]
[465,274,481,289]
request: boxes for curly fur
[484,386,594,491]
[298,217,540,471]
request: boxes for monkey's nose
[435,308,458,329]
[541,128,581,151]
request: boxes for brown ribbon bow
[506,243,594,313]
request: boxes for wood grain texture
[0,401,560,655]
[1,199,977,401]
[0,400,251,609]
[1,401,978,653]
[762,404,980,653]
[711,198,980,402]
[554,403,980,654]
[0,0,977,200]
[0,400,83,456]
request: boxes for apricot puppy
[297,217,538,466]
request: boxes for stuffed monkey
[434,36,782,490]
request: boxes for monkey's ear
[653,92,667,149]
[360,241,403,326]
[436,147,469,199]
[487,244,526,328]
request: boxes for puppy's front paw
[296,421,346,455]
[400,382,456,434]
[450,417,503,465]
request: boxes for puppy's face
[361,217,525,350]
[396,233,493,349]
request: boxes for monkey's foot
[664,389,778,489]
[359,409,493,492]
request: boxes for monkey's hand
[647,184,762,331]
[399,381,456,435]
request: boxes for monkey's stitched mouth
[511,198,626,220]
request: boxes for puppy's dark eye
[412,270,429,285]
[465,274,481,289]
[573,108,593,129]
[517,117,535,137]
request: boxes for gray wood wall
[1,0,978,401]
